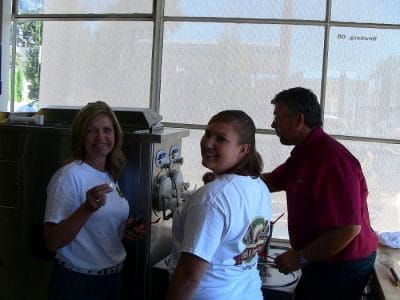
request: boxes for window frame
[2,0,400,237]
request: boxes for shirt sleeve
[44,170,80,224]
[180,200,225,263]
[270,162,290,191]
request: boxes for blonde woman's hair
[70,101,126,180]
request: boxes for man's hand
[274,250,302,274]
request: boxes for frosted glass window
[38,21,153,108]
[17,0,152,14]
[180,129,293,239]
[332,0,400,24]
[180,129,207,188]
[160,22,324,127]
[258,133,293,239]
[180,130,400,238]
[325,27,400,139]
[8,0,400,241]
[342,140,400,232]
[165,0,326,20]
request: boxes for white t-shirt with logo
[169,173,272,300]
[44,161,129,270]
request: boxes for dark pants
[48,263,123,300]
[294,251,376,300]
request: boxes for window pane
[325,27,400,139]
[17,0,152,14]
[37,21,153,108]
[161,22,324,127]
[180,128,292,239]
[12,21,42,112]
[258,133,293,239]
[180,128,208,188]
[332,0,400,24]
[17,0,43,14]
[165,0,326,20]
[342,140,400,232]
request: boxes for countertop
[373,245,400,299]
[268,241,400,299]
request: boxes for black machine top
[4,106,163,131]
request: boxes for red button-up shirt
[270,127,378,262]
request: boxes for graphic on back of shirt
[233,217,270,265]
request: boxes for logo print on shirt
[233,217,270,265]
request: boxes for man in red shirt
[262,87,378,300]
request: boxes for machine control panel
[155,149,169,168]
[153,142,194,220]
[169,145,180,161]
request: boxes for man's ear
[294,112,305,128]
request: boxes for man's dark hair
[271,87,322,128]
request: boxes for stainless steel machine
[0,107,190,300]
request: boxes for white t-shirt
[44,161,129,270]
[169,173,272,300]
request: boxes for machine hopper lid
[37,106,163,131]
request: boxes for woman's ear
[239,144,251,158]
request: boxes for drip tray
[259,244,301,299]
[259,263,299,287]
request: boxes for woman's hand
[123,218,146,241]
[202,172,215,184]
[44,184,112,251]
[83,183,113,212]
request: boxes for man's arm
[167,252,209,300]
[261,172,281,192]
[275,225,361,274]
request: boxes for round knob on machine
[153,176,173,211]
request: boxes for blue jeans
[48,263,123,300]
[294,251,376,300]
